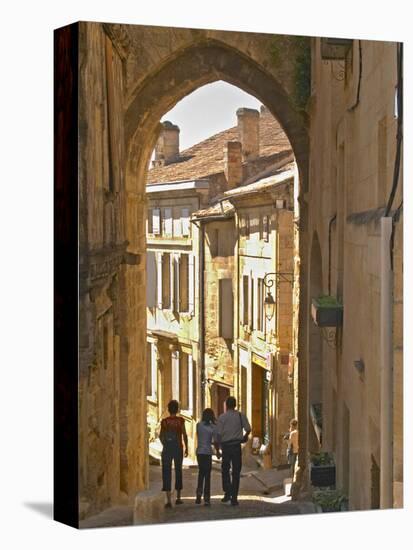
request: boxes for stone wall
[305,37,403,509]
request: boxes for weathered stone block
[133,484,165,524]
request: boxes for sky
[160,81,262,151]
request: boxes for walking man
[214,396,251,506]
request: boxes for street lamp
[264,290,276,321]
[263,272,294,321]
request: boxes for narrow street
[80,460,316,528]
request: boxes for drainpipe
[380,216,393,508]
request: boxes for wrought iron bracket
[263,272,294,291]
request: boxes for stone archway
[78,22,310,517]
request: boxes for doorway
[214,384,230,417]
[251,363,270,445]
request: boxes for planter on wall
[311,296,343,327]
[310,452,336,487]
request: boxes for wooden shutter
[172,350,179,400]
[181,207,190,236]
[164,208,172,236]
[179,254,189,312]
[188,254,195,315]
[173,254,179,312]
[156,252,163,308]
[153,208,161,235]
[146,250,157,308]
[147,208,153,234]
[188,354,194,413]
[249,274,254,329]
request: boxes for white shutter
[173,209,182,237]
[146,250,157,308]
[156,252,163,309]
[172,350,180,400]
[173,254,180,312]
[151,344,158,399]
[164,208,172,236]
[188,254,195,315]
[153,208,161,235]
[188,354,194,412]
[182,208,190,236]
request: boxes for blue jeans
[161,447,183,492]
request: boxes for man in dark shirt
[214,396,251,506]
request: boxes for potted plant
[310,451,336,487]
[312,488,348,512]
[311,295,343,327]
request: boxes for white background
[0,0,411,548]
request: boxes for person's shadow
[24,502,53,519]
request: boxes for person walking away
[287,419,299,480]
[214,396,251,506]
[159,400,188,508]
[195,408,218,506]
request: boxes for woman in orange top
[159,400,189,508]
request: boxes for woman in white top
[195,408,217,506]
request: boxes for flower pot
[310,464,336,487]
[311,297,343,327]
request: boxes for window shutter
[182,208,190,236]
[146,250,157,308]
[151,343,158,400]
[173,254,180,312]
[173,209,182,237]
[153,208,161,235]
[172,350,179,400]
[188,254,195,315]
[188,354,194,413]
[156,252,163,308]
[249,274,254,329]
[147,208,153,234]
[164,207,172,236]
[169,253,174,310]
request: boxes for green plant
[310,451,334,466]
[312,488,348,512]
[314,295,342,307]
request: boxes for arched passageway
[77,22,310,517]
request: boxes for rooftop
[147,107,291,184]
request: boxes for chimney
[153,121,180,166]
[236,107,260,161]
[224,141,242,189]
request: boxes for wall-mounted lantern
[264,290,276,321]
[263,272,294,321]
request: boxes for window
[181,207,190,236]
[163,207,172,237]
[219,279,233,339]
[152,208,161,235]
[146,250,157,308]
[242,275,249,326]
[179,353,195,413]
[179,353,189,410]
[245,215,250,239]
[179,254,189,312]
[147,208,153,234]
[173,209,182,237]
[262,215,269,242]
[161,253,171,309]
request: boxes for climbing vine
[268,35,311,111]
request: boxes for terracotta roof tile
[147,109,291,184]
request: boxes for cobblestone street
[81,461,316,528]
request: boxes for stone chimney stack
[153,121,180,167]
[236,107,260,161]
[224,141,243,189]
